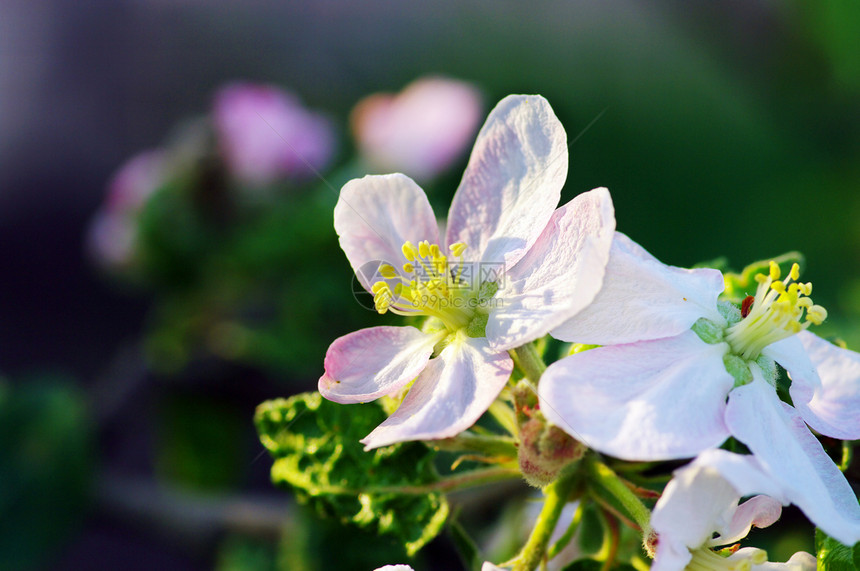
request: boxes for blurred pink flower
[87,150,166,268]
[352,77,483,181]
[212,82,335,185]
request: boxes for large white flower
[539,232,860,544]
[320,95,616,450]
[652,449,816,571]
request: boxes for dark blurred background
[1,1,859,569]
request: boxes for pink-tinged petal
[713,495,782,546]
[538,332,733,461]
[785,331,860,439]
[726,369,860,546]
[361,335,513,449]
[487,187,615,351]
[334,174,439,291]
[445,95,567,267]
[352,77,483,181]
[651,460,739,571]
[551,232,725,345]
[319,326,440,404]
[212,83,334,184]
[374,566,414,571]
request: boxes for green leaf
[816,528,860,571]
[577,502,605,556]
[255,392,449,556]
[449,518,483,571]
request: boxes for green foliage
[216,535,278,571]
[722,252,806,302]
[156,392,245,491]
[255,392,449,557]
[816,528,860,571]
[0,376,92,571]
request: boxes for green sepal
[255,392,449,556]
[691,317,724,345]
[722,252,805,302]
[723,353,754,387]
[815,528,860,571]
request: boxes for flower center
[371,240,478,331]
[686,546,768,571]
[724,261,827,360]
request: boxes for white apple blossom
[539,232,860,544]
[321,95,616,450]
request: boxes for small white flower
[652,450,816,571]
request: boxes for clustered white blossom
[322,94,860,569]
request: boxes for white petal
[692,449,787,502]
[487,187,615,350]
[551,232,725,345]
[538,331,733,460]
[787,331,860,439]
[753,552,816,571]
[725,368,860,546]
[334,174,439,291]
[763,334,822,393]
[361,335,513,449]
[445,95,567,268]
[651,461,739,565]
[319,326,439,404]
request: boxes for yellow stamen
[725,261,826,360]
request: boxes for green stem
[434,432,518,458]
[304,465,522,496]
[586,457,651,533]
[509,467,579,571]
[511,343,547,385]
[488,400,519,436]
[840,440,854,472]
[547,502,583,559]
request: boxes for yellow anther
[770,280,785,294]
[402,241,417,261]
[429,244,440,258]
[769,261,781,281]
[450,242,467,257]
[807,305,828,325]
[755,273,769,285]
[402,262,414,273]
[789,263,800,281]
[800,282,812,296]
[371,281,388,293]
[418,241,430,258]
[379,264,397,279]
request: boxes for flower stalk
[511,342,547,385]
[509,465,580,571]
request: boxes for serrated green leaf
[255,392,449,556]
[816,528,860,571]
